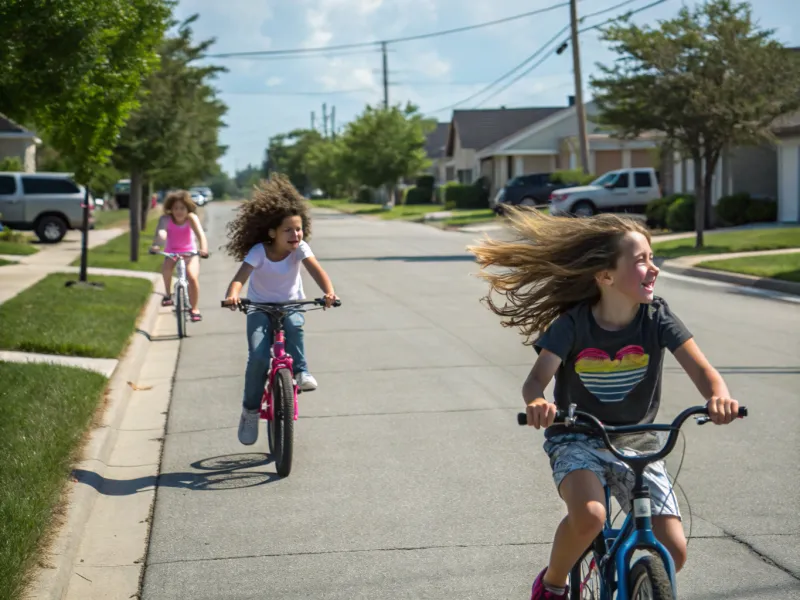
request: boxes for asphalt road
[142,203,800,599]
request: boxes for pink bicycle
[221,297,341,477]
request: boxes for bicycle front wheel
[629,554,675,600]
[175,285,187,338]
[570,547,602,599]
[271,368,295,477]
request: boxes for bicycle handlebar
[220,298,342,311]
[149,250,208,259]
[516,404,748,467]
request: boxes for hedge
[444,183,487,210]
[355,187,373,204]
[666,196,696,232]
[717,193,777,226]
[404,186,434,205]
[550,169,595,186]
[646,194,692,229]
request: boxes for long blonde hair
[468,207,651,344]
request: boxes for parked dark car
[491,172,577,214]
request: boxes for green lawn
[379,204,446,221]
[0,362,108,600]
[92,208,132,229]
[0,240,38,256]
[74,212,164,272]
[697,252,800,283]
[310,199,503,226]
[0,273,153,358]
[652,227,800,259]
[0,258,17,266]
[311,199,384,216]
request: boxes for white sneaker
[296,372,318,392]
[238,408,260,445]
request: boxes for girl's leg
[652,516,687,571]
[242,311,274,410]
[283,313,308,374]
[161,257,175,303]
[543,469,607,589]
[186,255,200,314]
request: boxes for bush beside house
[646,191,777,232]
[716,193,777,226]
[550,169,596,186]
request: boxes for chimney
[568,95,576,107]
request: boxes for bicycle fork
[261,331,299,422]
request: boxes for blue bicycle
[517,403,747,599]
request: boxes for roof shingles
[449,107,566,154]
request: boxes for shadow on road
[324,254,477,263]
[73,453,279,496]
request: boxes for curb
[660,261,800,297]
[26,278,165,600]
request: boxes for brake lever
[695,415,711,426]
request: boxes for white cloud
[266,76,283,87]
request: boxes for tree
[338,103,433,195]
[114,14,227,258]
[264,129,324,193]
[1,0,172,184]
[304,138,350,198]
[591,0,800,246]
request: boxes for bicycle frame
[518,403,747,599]
[263,324,297,423]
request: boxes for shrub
[550,169,595,186]
[665,195,696,232]
[415,175,435,190]
[0,156,23,171]
[355,187,373,204]
[716,193,753,227]
[746,198,778,223]
[645,194,682,229]
[404,186,433,205]
[444,183,486,210]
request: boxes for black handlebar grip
[333,299,342,307]
[738,406,748,418]
[517,413,527,426]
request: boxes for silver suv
[0,172,92,243]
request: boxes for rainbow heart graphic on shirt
[574,346,650,403]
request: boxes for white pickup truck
[548,168,661,217]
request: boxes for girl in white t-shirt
[223,175,337,446]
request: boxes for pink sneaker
[531,569,568,600]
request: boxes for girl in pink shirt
[151,190,209,321]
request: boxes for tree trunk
[141,178,151,232]
[693,155,705,249]
[703,162,715,231]
[129,169,143,262]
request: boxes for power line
[427,0,666,115]
[205,1,575,58]
[221,88,373,96]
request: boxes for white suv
[549,168,661,217]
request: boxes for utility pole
[381,41,389,109]
[322,103,329,138]
[331,106,336,140]
[569,0,590,174]
[311,111,316,131]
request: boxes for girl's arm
[151,216,168,250]
[189,213,209,255]
[522,349,561,428]
[673,339,739,424]
[224,263,254,308]
[302,256,337,306]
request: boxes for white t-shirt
[243,241,314,303]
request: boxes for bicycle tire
[629,554,675,600]
[175,285,186,338]
[266,391,275,456]
[570,547,602,599]
[272,368,295,477]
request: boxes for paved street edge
[659,260,800,296]
[25,278,165,600]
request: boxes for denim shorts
[543,433,681,518]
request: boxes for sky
[173,0,798,176]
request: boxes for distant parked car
[190,186,213,203]
[190,190,208,206]
[0,172,94,243]
[549,168,661,218]
[491,172,578,214]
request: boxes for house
[774,110,800,222]
[444,105,565,188]
[424,122,450,183]
[0,113,40,172]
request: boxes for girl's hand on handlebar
[322,292,338,309]
[224,293,241,311]
[707,396,740,425]
[199,250,209,258]
[525,400,557,429]
[150,245,161,254]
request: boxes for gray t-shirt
[534,297,692,444]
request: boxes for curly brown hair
[163,190,197,215]
[225,174,312,261]
[468,207,651,344]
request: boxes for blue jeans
[242,311,307,410]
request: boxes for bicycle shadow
[73,453,279,496]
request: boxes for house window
[457,169,472,184]
[445,166,455,181]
